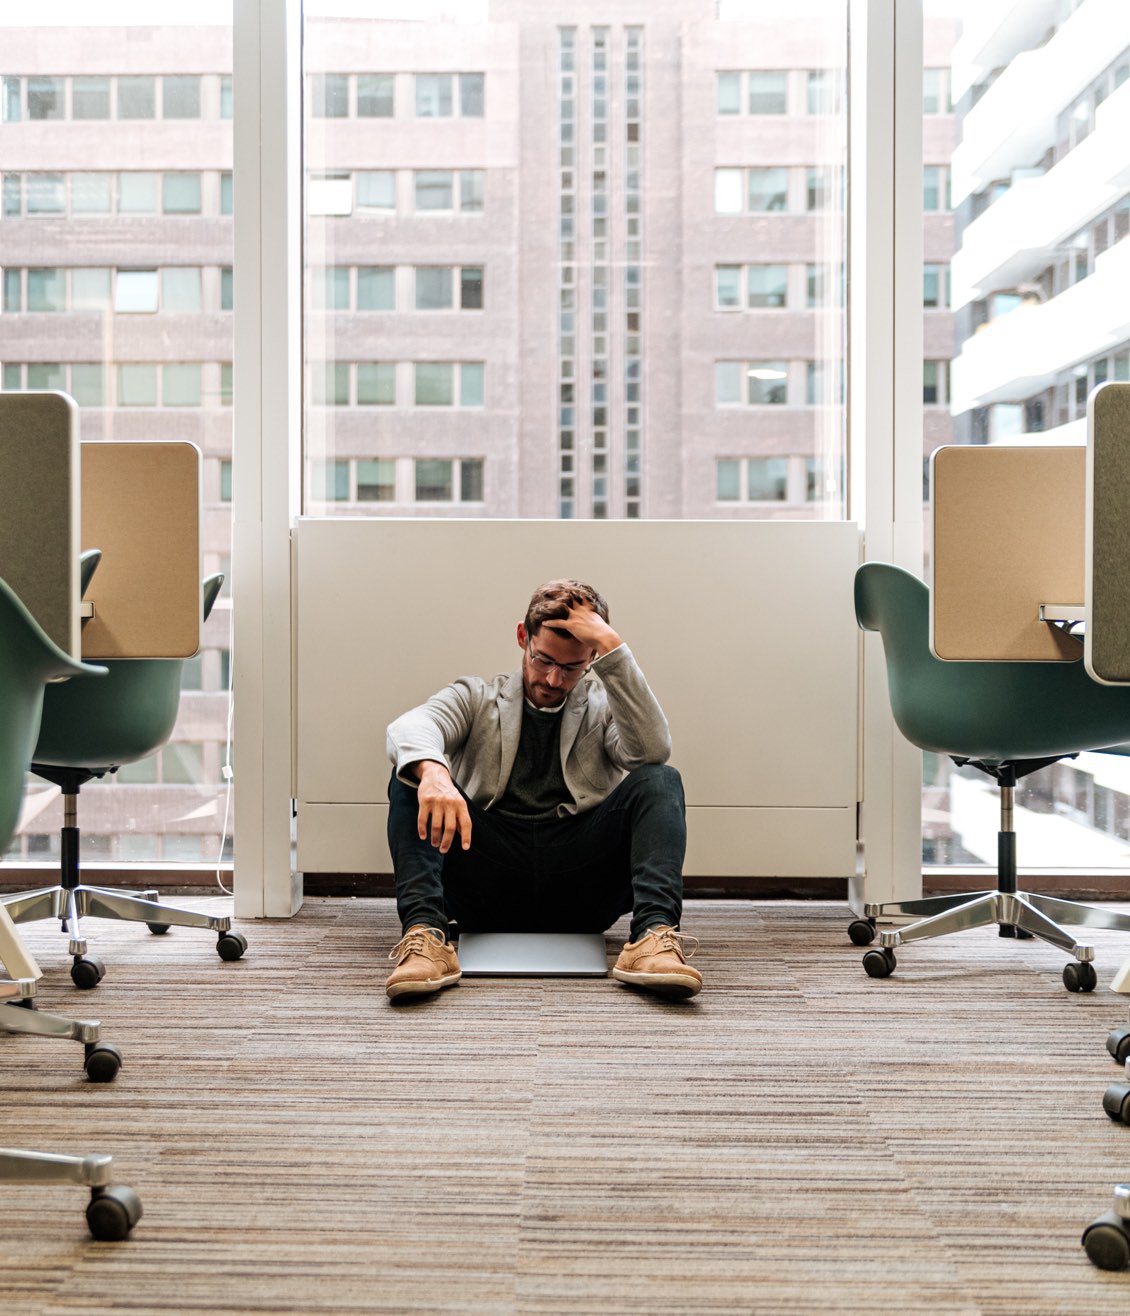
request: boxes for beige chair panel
[931,444,1084,662]
[80,441,202,660]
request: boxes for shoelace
[388,926,446,963]
[651,927,699,960]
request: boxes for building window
[163,173,202,214]
[312,459,350,501]
[715,361,743,405]
[415,74,452,117]
[716,459,741,501]
[163,76,201,119]
[311,265,349,310]
[28,363,64,390]
[27,174,65,215]
[70,364,105,407]
[411,457,484,503]
[415,458,453,500]
[73,77,110,120]
[27,268,66,312]
[715,265,742,309]
[117,363,158,406]
[749,71,787,114]
[923,67,950,114]
[714,167,743,214]
[72,268,111,309]
[72,173,112,214]
[27,76,64,121]
[117,76,156,120]
[357,266,394,310]
[115,269,159,313]
[414,363,454,405]
[923,263,949,309]
[161,267,202,312]
[716,71,741,115]
[356,170,395,211]
[357,363,395,405]
[747,265,788,308]
[749,167,788,212]
[460,73,485,117]
[220,75,233,119]
[461,459,484,502]
[311,363,350,406]
[415,170,454,210]
[311,73,349,118]
[748,456,789,500]
[923,165,949,212]
[460,267,483,309]
[460,170,484,212]
[163,363,202,407]
[807,166,835,211]
[357,458,396,501]
[119,172,157,214]
[747,362,788,405]
[806,68,839,114]
[358,73,394,117]
[3,77,21,123]
[415,266,452,309]
[413,361,485,406]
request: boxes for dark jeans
[387,763,686,944]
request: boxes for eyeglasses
[526,641,591,676]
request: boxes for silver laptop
[458,932,609,977]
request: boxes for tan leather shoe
[613,925,702,999]
[386,925,461,1000]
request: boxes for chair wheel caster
[1103,1082,1130,1123]
[1108,1027,1130,1065]
[1083,1186,1130,1270]
[84,1041,122,1083]
[71,955,105,990]
[86,1185,142,1241]
[1063,961,1097,993]
[863,947,896,978]
[1083,1211,1130,1270]
[147,922,170,935]
[217,931,247,962]
[847,918,876,946]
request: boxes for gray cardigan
[386,643,671,816]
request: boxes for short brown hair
[524,579,610,639]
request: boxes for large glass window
[919,4,1130,874]
[0,16,235,870]
[304,6,845,521]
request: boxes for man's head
[517,579,609,708]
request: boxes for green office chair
[0,574,141,1239]
[852,561,1130,991]
[2,572,247,989]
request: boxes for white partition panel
[295,518,861,879]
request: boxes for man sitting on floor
[384,578,701,1002]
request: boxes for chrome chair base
[0,885,243,988]
[865,889,1130,958]
[1,976,122,1080]
[0,1150,142,1240]
[860,889,1130,990]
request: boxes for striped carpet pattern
[3,895,1130,1314]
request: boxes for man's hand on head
[413,760,472,853]
[558,601,623,658]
